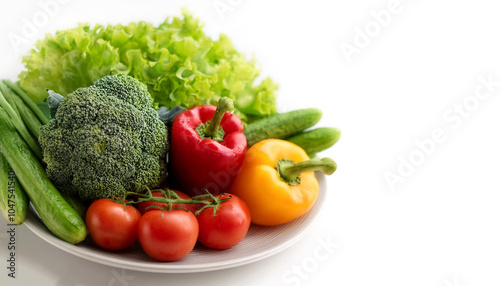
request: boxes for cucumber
[3,80,49,125]
[244,108,322,146]
[0,83,43,140]
[0,152,29,225]
[0,108,87,244]
[60,192,88,220]
[0,82,42,140]
[286,127,341,157]
[0,83,43,160]
[11,94,43,139]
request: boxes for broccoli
[39,74,168,201]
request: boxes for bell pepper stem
[203,97,234,140]
[277,157,337,186]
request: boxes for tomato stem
[124,188,228,215]
[194,193,232,216]
[276,157,337,186]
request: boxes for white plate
[24,173,326,273]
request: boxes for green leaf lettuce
[19,10,278,120]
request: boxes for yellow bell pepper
[230,139,336,226]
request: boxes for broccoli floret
[39,74,168,201]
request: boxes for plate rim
[24,173,327,273]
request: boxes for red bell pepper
[168,98,247,197]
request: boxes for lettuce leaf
[19,10,278,120]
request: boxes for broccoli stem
[47,90,64,119]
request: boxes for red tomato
[86,199,141,251]
[137,190,196,214]
[138,209,199,261]
[196,194,251,250]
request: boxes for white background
[1,0,500,285]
